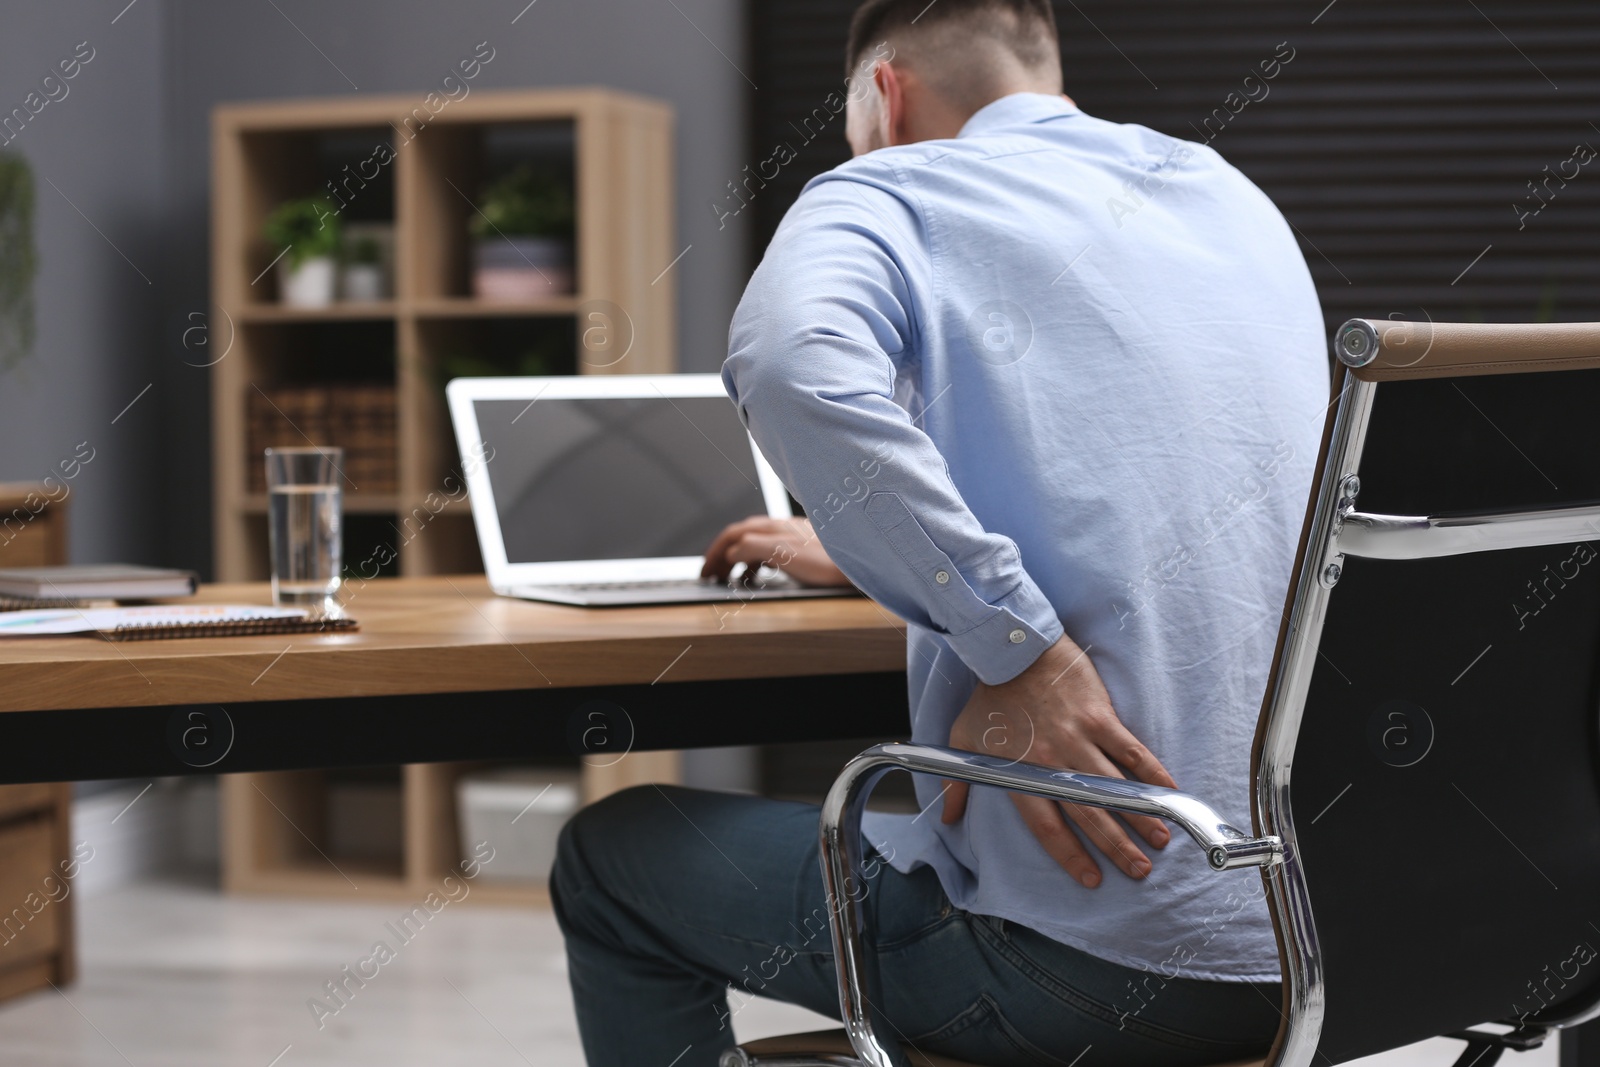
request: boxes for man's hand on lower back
[940,634,1177,889]
[700,516,854,589]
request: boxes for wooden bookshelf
[211,89,682,904]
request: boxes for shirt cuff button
[1008,628,1026,644]
[934,570,950,585]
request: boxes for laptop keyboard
[505,569,854,605]
[560,579,717,592]
[555,575,793,593]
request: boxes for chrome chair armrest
[818,742,1282,1067]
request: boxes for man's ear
[874,61,908,146]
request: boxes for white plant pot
[342,263,386,302]
[279,256,337,307]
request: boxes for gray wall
[0,1,168,567]
[0,0,751,575]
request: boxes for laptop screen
[472,395,770,564]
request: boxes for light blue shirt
[723,92,1328,981]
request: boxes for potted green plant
[469,165,575,301]
[341,232,386,302]
[436,342,563,390]
[263,195,341,307]
[0,154,36,373]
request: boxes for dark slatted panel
[748,0,1600,331]
[744,0,861,253]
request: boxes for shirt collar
[958,92,1080,139]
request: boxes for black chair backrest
[1254,321,1600,1066]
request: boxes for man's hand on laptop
[700,517,853,588]
[941,635,1177,889]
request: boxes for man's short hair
[845,0,1061,82]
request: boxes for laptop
[445,374,858,607]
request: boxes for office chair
[725,319,1600,1067]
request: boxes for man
[552,1,1329,1064]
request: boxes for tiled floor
[0,875,827,1066]
[0,877,1563,1067]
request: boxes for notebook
[0,595,96,612]
[0,604,358,641]
[0,564,199,600]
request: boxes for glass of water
[265,447,343,617]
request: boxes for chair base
[723,1028,1272,1067]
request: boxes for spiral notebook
[0,604,359,641]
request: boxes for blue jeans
[552,785,1282,1067]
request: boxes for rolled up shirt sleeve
[723,167,1063,685]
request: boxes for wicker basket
[246,384,398,494]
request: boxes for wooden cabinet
[0,484,78,997]
[211,90,683,902]
[0,482,69,569]
[0,784,76,1003]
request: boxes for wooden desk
[0,575,909,778]
[0,576,909,901]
